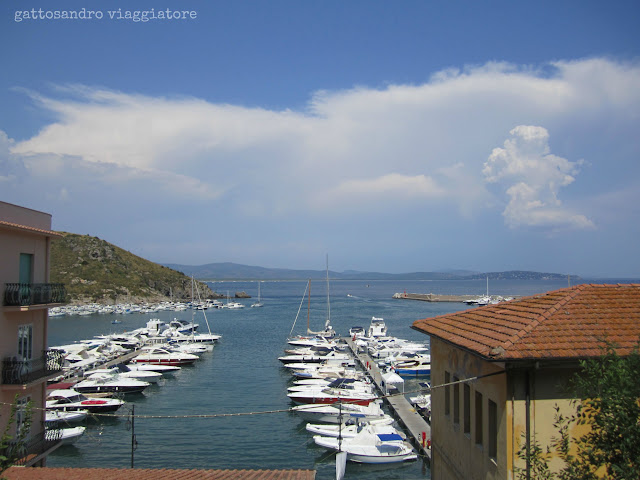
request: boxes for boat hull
[131,357,196,367]
[73,384,148,395]
[395,367,431,377]
[288,395,373,406]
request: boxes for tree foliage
[0,395,33,478]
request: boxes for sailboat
[251,281,264,308]
[288,256,336,341]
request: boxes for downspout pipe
[525,370,531,480]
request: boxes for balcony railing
[3,283,66,307]
[3,424,62,467]
[1,350,64,385]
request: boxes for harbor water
[47,278,577,479]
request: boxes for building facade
[412,284,640,480]
[0,201,66,466]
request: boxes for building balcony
[1,350,64,386]
[3,424,62,467]
[3,283,67,307]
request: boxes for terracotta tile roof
[412,284,640,361]
[0,220,61,237]
[4,467,316,480]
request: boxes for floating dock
[344,337,432,462]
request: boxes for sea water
[46,278,578,479]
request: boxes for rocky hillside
[50,233,218,304]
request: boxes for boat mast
[325,254,331,329]
[307,279,311,334]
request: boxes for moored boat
[73,372,150,395]
[47,389,124,413]
[130,347,199,366]
[313,426,417,463]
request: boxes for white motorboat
[349,326,365,339]
[45,409,89,424]
[126,363,181,375]
[46,426,86,445]
[283,344,347,356]
[168,341,210,355]
[166,318,199,334]
[86,363,162,384]
[73,372,150,395]
[305,416,396,438]
[287,335,339,348]
[279,350,352,365]
[284,360,356,372]
[287,378,379,406]
[47,389,124,413]
[292,365,359,379]
[162,330,221,345]
[313,426,417,464]
[130,347,199,366]
[389,354,431,377]
[222,292,244,309]
[292,401,387,424]
[367,317,388,338]
[288,378,374,393]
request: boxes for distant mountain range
[164,262,578,282]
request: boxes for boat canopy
[377,433,404,442]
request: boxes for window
[463,384,471,435]
[475,391,483,446]
[18,324,33,361]
[488,399,498,460]
[444,371,450,416]
[453,376,460,425]
[19,253,33,284]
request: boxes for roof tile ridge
[497,285,584,353]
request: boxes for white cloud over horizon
[483,125,595,231]
[2,57,640,274]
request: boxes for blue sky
[1,1,640,277]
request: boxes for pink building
[0,201,66,466]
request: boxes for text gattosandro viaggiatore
[14,8,198,22]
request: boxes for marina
[45,278,573,479]
[344,336,432,460]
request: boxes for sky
[1,1,640,277]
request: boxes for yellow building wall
[430,337,508,480]
[429,335,590,480]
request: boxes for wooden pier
[344,337,432,462]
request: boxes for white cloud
[483,125,594,230]
[5,57,639,260]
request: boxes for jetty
[344,337,432,462]
[393,292,477,302]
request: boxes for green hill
[50,233,217,304]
